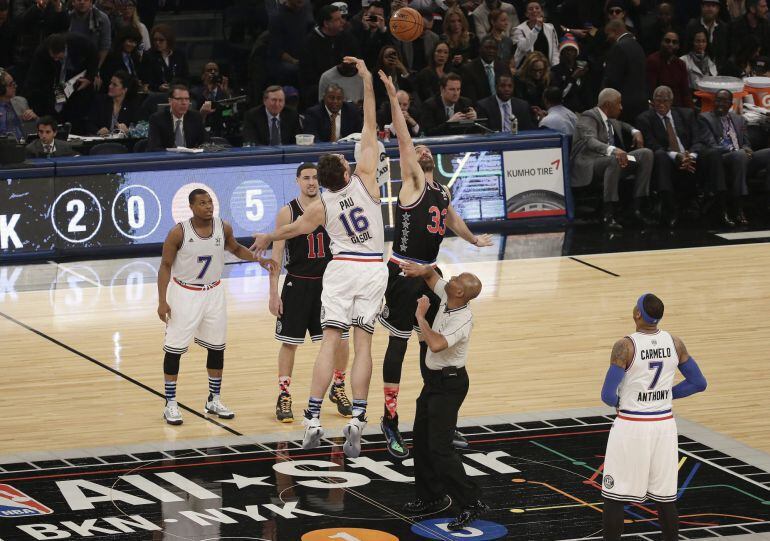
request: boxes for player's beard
[418,155,435,172]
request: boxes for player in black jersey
[376,72,493,457]
[267,163,351,423]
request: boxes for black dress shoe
[632,209,658,227]
[602,214,623,230]
[402,495,451,515]
[736,210,749,226]
[452,429,469,449]
[719,211,736,228]
[664,212,679,229]
[448,500,490,531]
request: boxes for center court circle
[302,528,399,540]
[412,518,507,540]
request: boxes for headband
[637,294,659,325]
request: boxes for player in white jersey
[600,293,707,541]
[252,57,387,458]
[157,188,273,426]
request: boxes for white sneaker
[163,402,183,425]
[302,412,324,449]
[343,414,367,458]
[205,396,235,419]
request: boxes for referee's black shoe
[402,495,450,515]
[381,414,409,458]
[448,500,489,531]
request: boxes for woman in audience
[512,0,560,69]
[415,41,453,102]
[680,29,718,91]
[140,23,189,92]
[722,35,761,79]
[488,9,515,64]
[87,70,141,136]
[441,7,479,69]
[100,27,143,87]
[117,0,151,54]
[515,51,551,121]
[373,45,413,104]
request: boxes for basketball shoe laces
[330,384,351,409]
[278,393,292,415]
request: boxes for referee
[399,260,488,531]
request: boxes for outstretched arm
[349,56,379,198]
[601,337,632,407]
[251,200,325,256]
[399,261,441,291]
[445,203,493,247]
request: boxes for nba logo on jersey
[0,485,53,517]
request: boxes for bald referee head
[445,272,482,304]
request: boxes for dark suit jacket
[635,107,703,154]
[697,111,753,153]
[139,49,190,91]
[241,105,301,145]
[460,58,507,103]
[571,107,636,187]
[87,94,141,135]
[420,96,475,136]
[302,102,362,143]
[25,138,76,158]
[475,95,536,132]
[99,50,141,84]
[602,33,648,122]
[146,109,209,151]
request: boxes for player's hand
[472,234,493,247]
[257,257,275,273]
[269,295,283,317]
[399,261,426,277]
[157,301,171,323]
[415,295,430,318]
[344,56,370,79]
[377,70,398,98]
[250,233,271,256]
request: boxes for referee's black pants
[413,366,479,507]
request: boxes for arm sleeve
[601,364,625,408]
[672,357,707,399]
[444,318,472,349]
[431,278,449,302]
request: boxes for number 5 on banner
[246,188,264,221]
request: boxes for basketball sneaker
[205,395,235,419]
[343,413,367,458]
[381,414,409,458]
[276,392,294,423]
[163,402,183,425]
[328,383,353,417]
[302,411,324,449]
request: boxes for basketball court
[2,230,770,540]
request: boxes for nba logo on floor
[0,485,53,517]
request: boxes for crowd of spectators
[2,0,770,227]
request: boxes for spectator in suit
[471,0,519,41]
[377,89,421,138]
[415,41,453,103]
[99,26,142,85]
[241,85,301,146]
[635,85,721,227]
[728,0,769,59]
[461,37,507,103]
[602,19,648,124]
[442,7,479,70]
[394,8,440,73]
[539,85,577,136]
[646,32,694,108]
[697,89,770,225]
[549,34,592,114]
[146,84,208,150]
[476,73,536,132]
[140,23,188,92]
[640,2,682,55]
[25,115,76,156]
[680,29,718,91]
[0,68,38,141]
[15,0,69,80]
[421,71,477,135]
[570,88,653,230]
[303,83,362,142]
[685,0,729,69]
[87,69,140,135]
[190,62,231,137]
[512,1,560,69]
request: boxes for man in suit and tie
[635,85,721,227]
[461,37,507,103]
[242,85,301,146]
[571,88,653,230]
[602,19,648,124]
[697,89,770,226]
[25,116,76,157]
[302,84,363,143]
[475,73,536,132]
[147,84,209,151]
[420,73,476,136]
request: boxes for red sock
[333,369,346,386]
[384,386,399,419]
[278,376,291,394]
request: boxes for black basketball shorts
[275,275,348,344]
[378,261,442,339]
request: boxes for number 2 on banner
[67,199,86,233]
[246,189,264,221]
[197,255,212,280]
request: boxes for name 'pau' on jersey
[284,199,332,277]
[321,174,385,257]
[391,181,451,265]
[171,218,226,284]
[617,330,678,421]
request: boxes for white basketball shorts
[163,279,227,354]
[320,259,388,334]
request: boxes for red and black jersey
[390,181,450,264]
[284,199,331,278]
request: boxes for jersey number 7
[648,361,663,390]
[197,255,212,280]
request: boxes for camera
[366,15,378,21]
[211,74,223,85]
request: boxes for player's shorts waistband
[332,251,383,262]
[389,253,437,267]
[174,278,221,291]
[616,408,673,421]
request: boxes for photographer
[191,62,231,137]
[350,1,390,71]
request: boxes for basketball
[389,7,424,42]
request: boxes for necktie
[174,119,185,147]
[663,116,680,152]
[270,117,280,145]
[501,101,511,132]
[606,120,616,147]
[485,64,495,95]
[721,116,739,151]
[329,112,338,142]
[446,106,453,120]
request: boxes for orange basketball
[389,7,425,42]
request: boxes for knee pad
[206,348,224,370]
[163,352,181,375]
[383,336,409,383]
